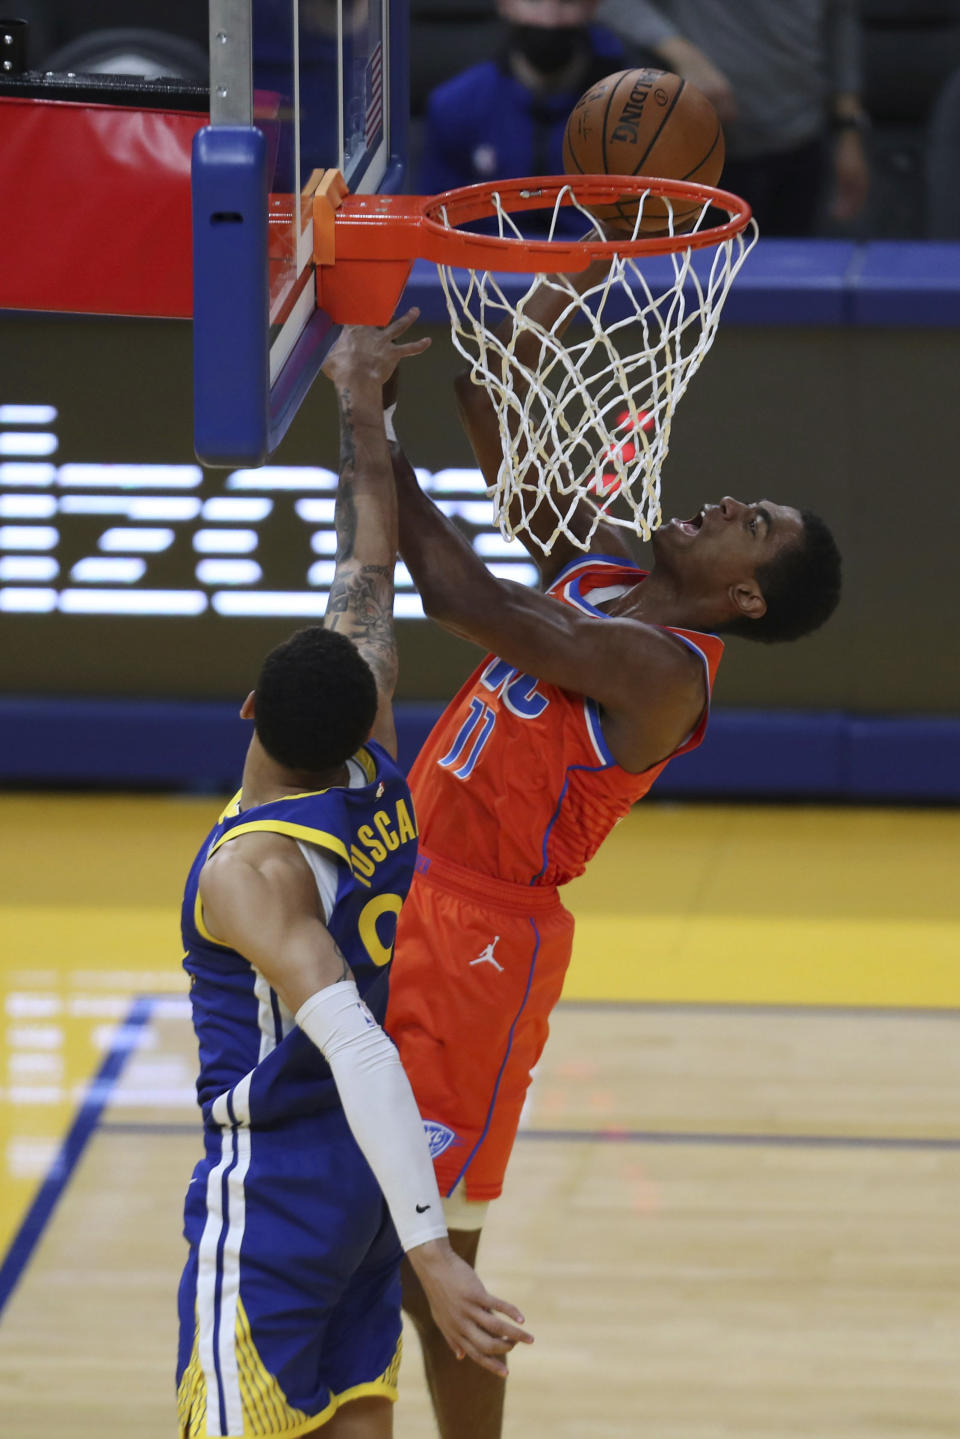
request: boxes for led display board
[0,404,536,619]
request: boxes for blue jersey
[181,741,418,1128]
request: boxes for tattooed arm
[321,311,430,757]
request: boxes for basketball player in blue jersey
[176,311,532,1439]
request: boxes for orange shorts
[385,849,575,1201]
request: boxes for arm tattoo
[326,563,398,691]
[328,385,398,694]
[335,389,358,564]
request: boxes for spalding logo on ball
[562,68,725,235]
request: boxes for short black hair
[721,509,842,644]
[253,626,377,772]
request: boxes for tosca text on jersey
[350,797,418,887]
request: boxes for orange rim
[419,174,753,268]
[313,172,755,324]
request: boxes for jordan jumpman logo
[469,936,504,972]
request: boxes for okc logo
[423,1121,458,1158]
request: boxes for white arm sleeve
[296,981,448,1252]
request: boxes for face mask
[509,23,588,75]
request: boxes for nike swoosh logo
[415,1202,431,1213]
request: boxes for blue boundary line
[3,697,960,802]
[0,993,154,1321]
[94,1119,960,1153]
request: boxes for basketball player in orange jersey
[383,264,842,1439]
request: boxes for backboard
[193,0,406,467]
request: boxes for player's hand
[322,308,431,389]
[406,1239,534,1378]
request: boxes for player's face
[497,0,597,24]
[654,497,804,581]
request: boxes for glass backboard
[193,0,406,467]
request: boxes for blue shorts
[176,1107,403,1438]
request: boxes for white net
[434,184,758,555]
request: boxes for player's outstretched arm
[453,260,636,585]
[321,310,430,757]
[199,835,534,1377]
[391,445,705,772]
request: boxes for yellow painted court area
[564,803,960,1007]
[1,792,957,1266]
[2,794,958,1005]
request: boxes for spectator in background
[927,63,960,238]
[598,0,870,236]
[418,0,625,210]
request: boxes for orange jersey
[408,555,724,887]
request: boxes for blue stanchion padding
[0,698,434,791]
[403,239,960,329]
[727,239,856,325]
[0,698,250,790]
[1,698,958,801]
[849,241,960,326]
[844,715,960,801]
[653,709,847,797]
[192,126,270,468]
[646,709,960,802]
[401,240,857,327]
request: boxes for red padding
[0,96,206,317]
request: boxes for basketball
[562,68,725,235]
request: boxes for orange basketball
[562,68,725,235]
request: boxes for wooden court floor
[0,795,958,1438]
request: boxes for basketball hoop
[313,173,757,554]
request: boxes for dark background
[1,307,955,713]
